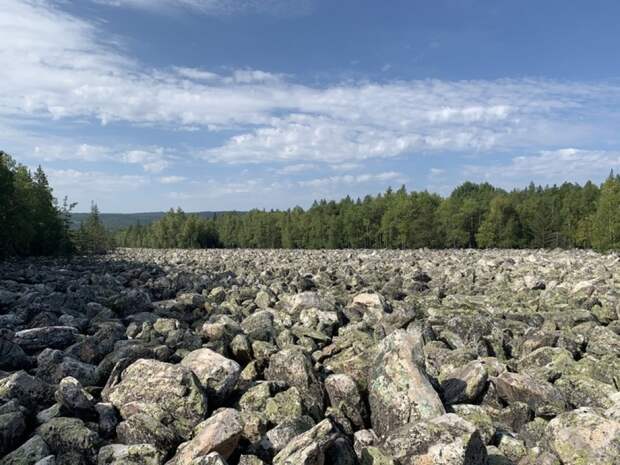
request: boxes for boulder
[368,329,444,438]
[492,372,565,417]
[14,326,78,352]
[97,444,163,465]
[272,418,339,465]
[545,408,620,465]
[170,408,242,464]
[265,348,324,420]
[380,414,487,465]
[181,349,240,402]
[103,359,207,440]
[0,435,50,465]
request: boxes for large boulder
[97,444,163,465]
[492,372,565,417]
[0,370,54,411]
[265,348,324,420]
[180,349,240,402]
[380,414,487,465]
[272,418,340,465]
[545,408,620,465]
[170,408,243,465]
[0,435,50,465]
[37,417,100,465]
[103,359,207,440]
[368,329,445,438]
[13,326,78,352]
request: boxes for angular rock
[265,348,324,420]
[170,408,242,464]
[14,326,78,352]
[368,329,444,438]
[181,348,240,401]
[273,418,339,465]
[545,408,620,465]
[0,435,50,465]
[103,358,207,440]
[492,372,565,417]
[97,444,163,465]
[380,414,487,465]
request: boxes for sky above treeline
[2,0,620,212]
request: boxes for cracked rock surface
[0,248,619,465]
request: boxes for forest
[2,149,620,256]
[115,174,620,251]
[0,151,108,257]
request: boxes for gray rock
[170,408,242,464]
[14,326,78,352]
[54,377,96,418]
[545,407,620,465]
[97,443,163,465]
[180,348,240,401]
[380,413,487,465]
[492,372,566,417]
[368,329,445,438]
[103,358,207,440]
[0,435,50,465]
[272,418,339,465]
[265,348,324,420]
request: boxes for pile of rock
[1,248,619,465]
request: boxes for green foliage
[115,209,219,249]
[592,172,620,250]
[74,203,112,255]
[115,179,616,251]
[0,151,73,257]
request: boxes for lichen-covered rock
[325,373,367,429]
[492,372,565,417]
[37,417,100,465]
[103,359,207,440]
[272,418,339,465]
[380,414,487,465]
[181,348,240,401]
[0,410,27,455]
[97,444,163,465]
[264,387,304,424]
[368,329,445,438]
[265,348,324,420]
[170,408,242,465]
[54,377,96,418]
[262,415,316,454]
[0,370,54,411]
[0,435,50,465]
[545,408,620,465]
[440,360,488,405]
[13,326,78,352]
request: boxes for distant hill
[71,211,231,230]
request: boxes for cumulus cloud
[47,169,148,193]
[159,175,187,184]
[3,0,620,172]
[465,148,620,185]
[298,171,404,188]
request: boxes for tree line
[116,174,620,251]
[2,147,619,256]
[0,151,109,258]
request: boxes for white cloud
[159,175,187,184]
[274,163,318,175]
[47,169,148,193]
[298,171,404,188]
[465,148,620,184]
[92,0,314,16]
[3,0,620,170]
[122,148,170,173]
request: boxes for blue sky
[2,0,620,212]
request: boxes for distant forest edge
[2,150,620,256]
[70,211,227,231]
[116,173,620,251]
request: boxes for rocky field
[0,248,619,465]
